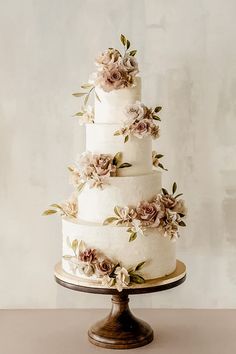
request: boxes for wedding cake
[44,35,187,291]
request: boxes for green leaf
[42,209,57,216]
[154,106,162,113]
[73,112,84,117]
[50,204,62,210]
[130,274,145,284]
[135,261,146,271]
[81,83,93,89]
[118,162,132,169]
[77,182,85,193]
[162,188,168,195]
[156,154,164,158]
[172,182,177,194]
[178,213,185,218]
[129,50,137,56]
[113,152,122,166]
[120,34,127,46]
[72,239,78,253]
[84,94,89,106]
[158,163,168,171]
[72,92,87,97]
[63,255,73,260]
[114,130,121,136]
[124,135,129,143]
[95,90,101,103]
[129,232,137,242]
[114,206,120,217]
[103,217,119,225]
[179,220,186,227]
[153,116,161,121]
[126,39,130,49]
[175,193,183,199]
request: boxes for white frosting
[78,171,161,223]
[62,217,176,280]
[94,77,141,124]
[86,124,152,176]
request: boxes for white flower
[78,105,94,125]
[102,275,115,287]
[114,267,130,292]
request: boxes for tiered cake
[44,35,186,291]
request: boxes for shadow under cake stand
[54,260,186,349]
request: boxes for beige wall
[1,0,236,308]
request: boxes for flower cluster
[95,34,139,92]
[103,182,187,241]
[114,101,161,142]
[64,239,146,292]
[43,195,78,218]
[69,151,132,190]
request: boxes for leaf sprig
[120,34,137,57]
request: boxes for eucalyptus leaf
[124,135,129,143]
[118,162,132,169]
[135,261,146,271]
[72,92,87,97]
[130,274,145,284]
[172,182,177,194]
[129,50,137,56]
[129,232,137,242]
[103,217,119,225]
[42,209,57,216]
[120,34,127,46]
[162,188,168,195]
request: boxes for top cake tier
[94,77,141,124]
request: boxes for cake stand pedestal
[54,260,186,349]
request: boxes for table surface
[0,309,236,354]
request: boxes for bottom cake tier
[62,217,176,288]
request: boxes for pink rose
[93,154,116,177]
[79,249,97,263]
[131,119,152,138]
[136,200,164,227]
[123,55,139,75]
[96,48,121,66]
[124,101,147,122]
[96,61,132,92]
[96,258,114,276]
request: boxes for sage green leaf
[42,209,57,216]
[50,203,62,210]
[178,213,185,217]
[119,162,132,169]
[126,39,130,49]
[72,239,78,253]
[63,255,73,260]
[84,94,89,106]
[179,220,186,227]
[95,90,101,103]
[156,154,164,158]
[103,217,119,225]
[172,182,177,194]
[129,50,137,56]
[114,130,121,136]
[78,240,86,252]
[113,152,122,166]
[129,232,137,242]
[154,106,162,113]
[114,206,120,217]
[153,116,161,121]
[135,261,146,271]
[120,34,127,46]
[158,163,168,171]
[67,166,74,172]
[124,135,129,143]
[73,112,84,117]
[130,274,145,284]
[77,182,85,193]
[72,92,87,97]
[81,83,93,89]
[162,188,168,195]
[175,193,183,199]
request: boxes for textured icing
[78,171,161,223]
[86,124,153,176]
[62,217,176,280]
[94,77,141,124]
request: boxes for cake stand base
[88,292,153,349]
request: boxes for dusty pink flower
[96,48,121,66]
[93,154,116,177]
[79,249,97,263]
[136,200,164,227]
[96,61,132,92]
[160,194,177,209]
[96,258,114,276]
[124,101,147,122]
[123,55,139,75]
[131,119,152,138]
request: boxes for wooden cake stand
[54,260,186,349]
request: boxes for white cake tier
[94,77,141,124]
[86,123,152,176]
[78,171,161,223]
[62,217,176,281]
